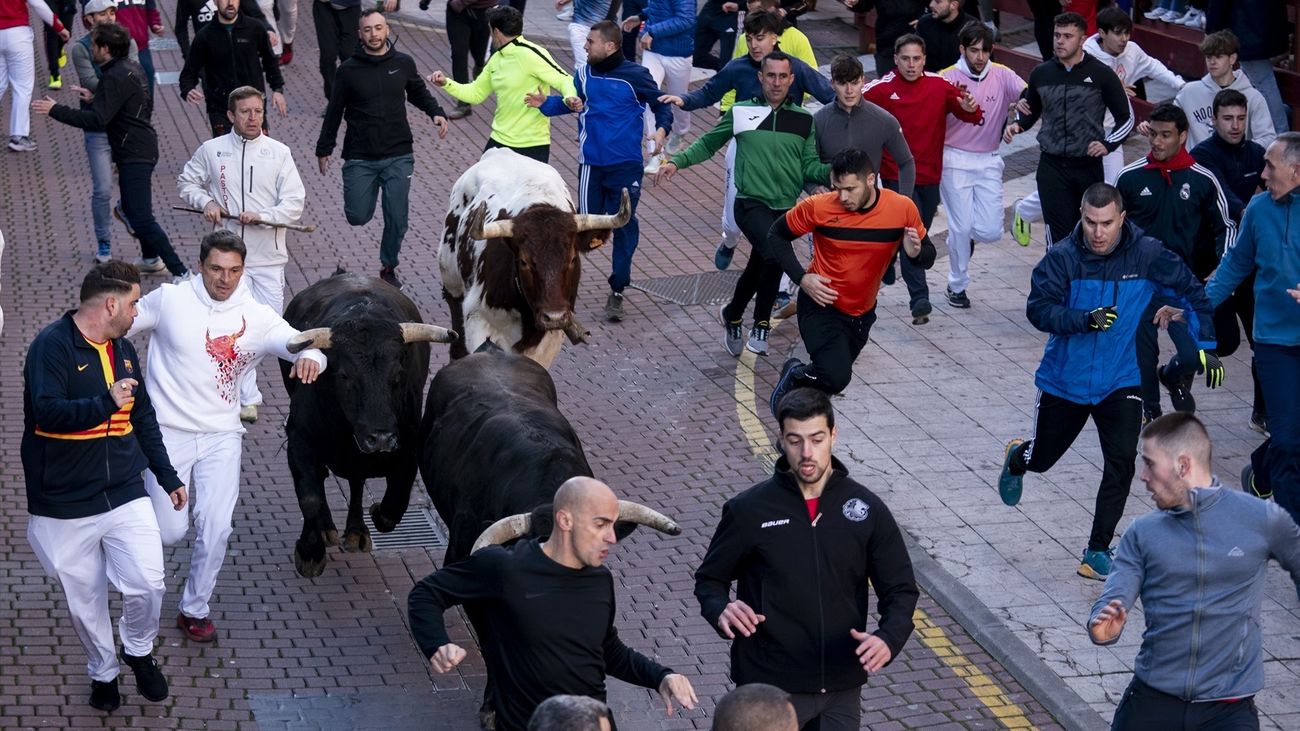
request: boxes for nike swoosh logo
[524,592,546,599]
[77,364,89,372]
[389,69,399,74]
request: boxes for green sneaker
[998,439,1026,506]
[1078,548,1115,581]
[1012,204,1031,247]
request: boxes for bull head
[471,500,682,553]
[466,190,633,248]
[286,323,457,354]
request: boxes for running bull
[282,272,455,578]
[439,148,631,369]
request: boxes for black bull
[281,272,454,578]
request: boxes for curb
[902,531,1110,731]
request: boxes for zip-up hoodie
[49,56,157,165]
[317,42,447,161]
[1091,485,1300,701]
[439,36,575,149]
[638,0,695,59]
[178,131,306,268]
[127,276,326,434]
[811,97,914,198]
[1016,52,1133,158]
[1190,133,1265,222]
[1175,72,1276,150]
[23,312,182,520]
[695,456,919,693]
[539,52,672,166]
[864,70,984,185]
[1206,189,1300,347]
[679,53,833,115]
[178,12,285,117]
[1029,220,1216,405]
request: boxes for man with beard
[178,0,286,136]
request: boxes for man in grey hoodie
[1174,30,1275,149]
[1088,412,1300,730]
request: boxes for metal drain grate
[629,271,741,306]
[364,506,447,551]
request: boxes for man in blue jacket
[998,183,1219,582]
[23,262,187,712]
[530,20,673,323]
[1089,413,1300,730]
[622,0,694,157]
[1207,132,1300,527]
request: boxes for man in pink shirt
[938,21,1025,308]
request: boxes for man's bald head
[712,683,797,731]
[553,476,617,517]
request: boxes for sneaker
[1248,411,1269,436]
[112,202,136,236]
[1012,204,1031,247]
[775,294,798,320]
[89,677,120,712]
[95,243,112,263]
[665,132,689,155]
[1077,548,1114,582]
[133,257,166,274]
[447,102,472,120]
[379,266,402,289]
[1142,403,1162,426]
[1173,8,1202,25]
[121,650,169,701]
[720,304,744,357]
[1242,463,1271,500]
[176,612,216,643]
[603,291,624,322]
[239,404,259,423]
[278,42,293,66]
[946,287,971,309]
[643,153,664,175]
[998,439,1026,506]
[773,292,791,313]
[48,74,61,90]
[911,299,932,325]
[7,135,37,152]
[770,357,805,419]
[1158,365,1196,413]
[1143,8,1170,20]
[746,321,770,355]
[556,5,572,19]
[714,242,735,270]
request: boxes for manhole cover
[365,506,447,551]
[629,271,740,306]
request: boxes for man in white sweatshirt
[1176,30,1275,150]
[128,230,325,643]
[178,85,305,424]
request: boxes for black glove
[1087,306,1118,332]
[1199,350,1224,389]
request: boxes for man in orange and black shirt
[767,148,935,416]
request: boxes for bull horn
[287,327,332,354]
[468,203,516,240]
[617,500,682,536]
[472,513,532,554]
[572,189,632,232]
[399,323,458,344]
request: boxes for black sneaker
[89,677,121,711]
[379,266,402,290]
[1242,463,1271,500]
[911,299,932,325]
[603,291,624,322]
[1158,365,1195,413]
[1142,403,1162,425]
[121,651,169,702]
[770,357,805,419]
[945,287,971,309]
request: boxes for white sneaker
[7,136,36,152]
[643,153,664,175]
[1176,9,1205,27]
[1143,8,1170,20]
[239,404,259,423]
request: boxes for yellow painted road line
[729,351,1038,730]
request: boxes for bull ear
[399,323,458,345]
[287,327,332,354]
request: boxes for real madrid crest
[842,498,869,522]
[1179,183,1190,201]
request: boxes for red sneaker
[176,612,216,642]
[279,43,293,66]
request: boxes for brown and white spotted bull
[439,148,631,368]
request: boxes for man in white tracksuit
[178,85,305,424]
[129,230,324,644]
[938,22,1024,307]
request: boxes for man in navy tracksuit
[533,20,672,323]
[998,183,1218,582]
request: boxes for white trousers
[0,26,35,138]
[145,427,243,620]
[568,23,591,67]
[28,498,166,680]
[1015,148,1124,225]
[279,0,298,44]
[238,264,285,406]
[719,140,741,247]
[255,0,284,55]
[939,146,1006,293]
[642,51,691,154]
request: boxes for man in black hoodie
[314,9,448,289]
[178,0,286,136]
[695,388,919,730]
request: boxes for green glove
[1199,350,1224,389]
[1087,306,1118,332]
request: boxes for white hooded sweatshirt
[178,131,306,268]
[1175,71,1277,149]
[128,276,326,434]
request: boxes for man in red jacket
[864,33,982,324]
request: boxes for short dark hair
[830,147,875,181]
[1081,182,1125,213]
[227,85,264,114]
[1200,29,1238,58]
[359,7,383,22]
[589,19,620,46]
[829,53,864,84]
[527,696,612,731]
[1147,102,1188,134]
[199,230,248,263]
[1141,412,1212,469]
[91,23,131,59]
[760,50,793,72]
[713,683,796,731]
[894,33,924,56]
[1054,12,1088,34]
[1095,6,1133,34]
[1212,88,1249,116]
[743,10,784,38]
[776,388,835,432]
[957,20,994,52]
[488,5,523,36]
[80,260,141,303]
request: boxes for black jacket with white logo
[178,13,284,117]
[1017,53,1133,158]
[695,457,919,693]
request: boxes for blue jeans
[84,131,113,247]
[579,161,643,293]
[1251,343,1300,526]
[1239,59,1290,135]
[137,46,155,96]
[117,162,185,274]
[342,154,413,269]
